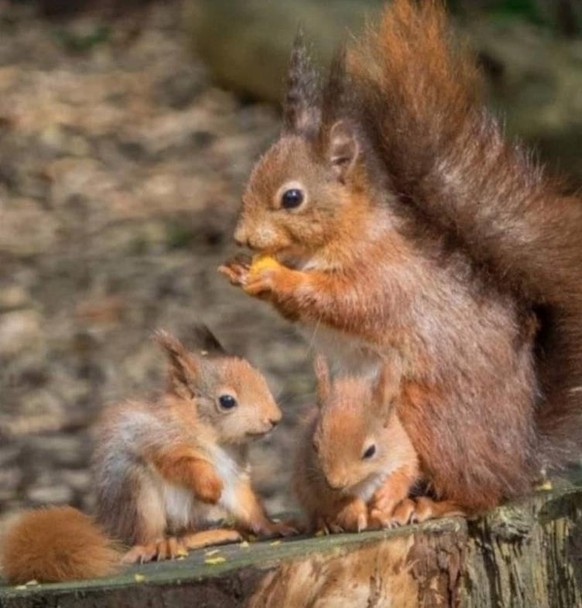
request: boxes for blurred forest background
[0,0,580,540]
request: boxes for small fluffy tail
[1,506,121,584]
[348,0,582,470]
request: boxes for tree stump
[1,485,581,607]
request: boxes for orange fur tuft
[1,507,120,584]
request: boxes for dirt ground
[0,0,316,537]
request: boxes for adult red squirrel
[220,0,582,513]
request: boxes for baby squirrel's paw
[253,518,299,539]
[333,499,369,533]
[368,507,400,530]
[123,537,186,564]
[387,497,465,527]
[191,461,223,504]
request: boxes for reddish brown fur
[350,0,582,466]
[295,363,422,531]
[221,1,555,512]
[1,507,120,584]
[148,446,224,504]
[93,330,288,546]
[3,329,289,583]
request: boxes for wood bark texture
[1,486,581,607]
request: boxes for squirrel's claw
[122,538,185,565]
[255,519,299,539]
[218,262,248,286]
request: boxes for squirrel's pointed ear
[314,354,331,408]
[190,324,226,357]
[154,330,200,400]
[283,30,321,136]
[328,120,360,182]
[373,361,401,424]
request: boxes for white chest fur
[157,445,246,529]
[210,444,246,513]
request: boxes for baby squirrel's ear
[283,29,321,136]
[373,362,400,423]
[314,354,331,408]
[327,120,360,182]
[153,330,202,400]
[190,324,226,357]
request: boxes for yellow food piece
[205,549,221,556]
[249,254,280,277]
[204,557,227,565]
[534,479,553,492]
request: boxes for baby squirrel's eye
[281,188,304,210]
[362,444,376,460]
[218,394,237,410]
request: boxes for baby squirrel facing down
[295,357,462,533]
[2,327,291,585]
[221,0,582,514]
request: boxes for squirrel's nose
[327,479,346,491]
[326,475,347,491]
[265,416,280,429]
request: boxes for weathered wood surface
[1,485,581,607]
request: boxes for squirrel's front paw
[191,462,223,504]
[219,254,285,299]
[254,519,299,539]
[326,499,368,533]
[218,254,252,287]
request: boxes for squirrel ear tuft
[153,330,200,400]
[190,324,226,357]
[314,354,331,408]
[327,120,360,182]
[283,29,321,136]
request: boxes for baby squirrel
[220,0,582,513]
[295,357,462,533]
[1,327,291,585]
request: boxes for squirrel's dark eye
[281,188,304,210]
[218,395,237,410]
[362,444,376,460]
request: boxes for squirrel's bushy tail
[1,506,121,584]
[348,0,582,469]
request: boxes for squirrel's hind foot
[122,537,186,564]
